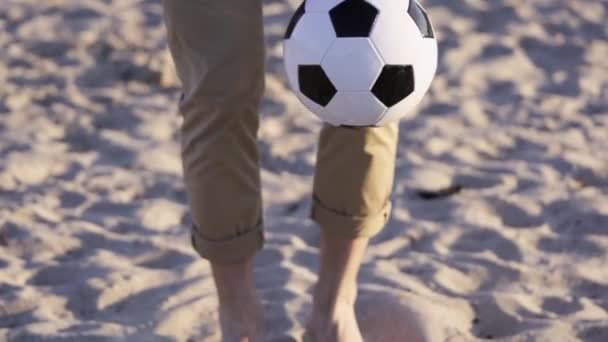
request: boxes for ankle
[211,260,257,303]
[218,292,261,314]
[312,284,357,318]
[312,301,355,323]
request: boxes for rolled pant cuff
[190,222,264,264]
[310,196,392,238]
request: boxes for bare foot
[218,294,265,342]
[305,302,363,342]
[304,233,369,342]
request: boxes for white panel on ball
[375,40,437,126]
[325,92,387,126]
[296,91,329,119]
[321,38,383,92]
[413,37,438,95]
[291,13,336,63]
[367,0,409,11]
[305,0,343,13]
[370,12,422,65]
[283,39,320,92]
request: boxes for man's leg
[308,123,399,341]
[162,0,266,340]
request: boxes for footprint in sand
[578,325,608,342]
[492,198,545,229]
[449,228,523,262]
[470,296,548,340]
[137,249,196,270]
[541,296,584,316]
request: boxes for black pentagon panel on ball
[372,65,415,107]
[329,0,379,37]
[299,65,337,106]
[408,0,434,38]
[284,2,306,39]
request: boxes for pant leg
[162,0,265,264]
[311,123,399,238]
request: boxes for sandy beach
[0,0,607,341]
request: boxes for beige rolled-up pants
[162,0,399,264]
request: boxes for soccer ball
[283,0,437,127]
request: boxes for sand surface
[1,0,607,341]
